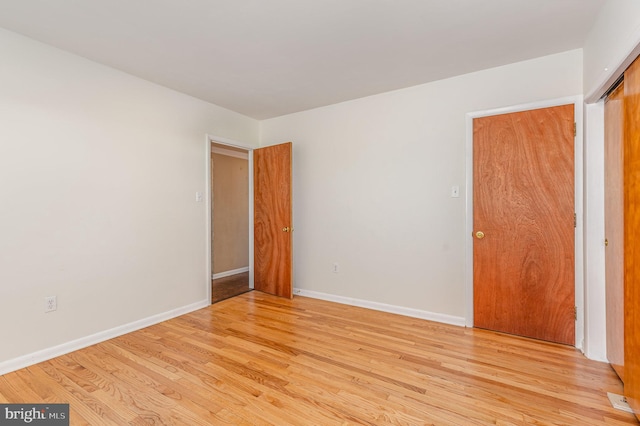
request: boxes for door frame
[205,134,255,304]
[464,95,584,348]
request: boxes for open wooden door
[473,104,575,345]
[253,142,293,298]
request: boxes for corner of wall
[583,0,640,102]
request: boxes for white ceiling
[0,0,606,119]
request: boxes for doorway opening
[210,140,252,303]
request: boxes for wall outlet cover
[607,392,633,413]
[45,296,57,313]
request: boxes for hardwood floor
[212,272,251,304]
[0,292,636,425]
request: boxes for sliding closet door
[624,56,640,420]
[605,82,625,381]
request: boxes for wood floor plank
[0,292,636,425]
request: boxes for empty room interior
[1,0,640,424]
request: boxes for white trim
[294,288,466,327]
[248,150,255,290]
[464,95,585,349]
[575,97,585,351]
[212,266,249,280]
[585,29,640,104]
[205,135,213,303]
[207,135,252,150]
[211,146,249,160]
[206,134,255,295]
[583,101,607,362]
[0,299,209,376]
[464,112,475,328]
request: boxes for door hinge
[574,122,577,137]
[574,306,577,321]
[574,213,577,228]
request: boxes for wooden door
[473,104,575,345]
[624,57,640,420]
[605,82,625,381]
[254,142,293,298]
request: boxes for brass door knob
[282,227,290,232]
[605,238,609,247]
[475,231,485,239]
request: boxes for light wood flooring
[0,292,636,425]
[211,272,251,304]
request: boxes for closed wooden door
[254,142,293,299]
[473,104,575,345]
[605,81,625,381]
[624,56,640,420]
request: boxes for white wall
[261,50,583,323]
[581,0,640,361]
[583,0,640,101]
[0,28,258,369]
[583,102,607,361]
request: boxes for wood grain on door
[623,56,640,420]
[254,142,293,299]
[605,82,625,381]
[473,104,575,345]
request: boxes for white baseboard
[0,299,210,376]
[212,267,249,280]
[293,288,466,327]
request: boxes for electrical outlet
[607,392,633,413]
[45,296,57,313]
